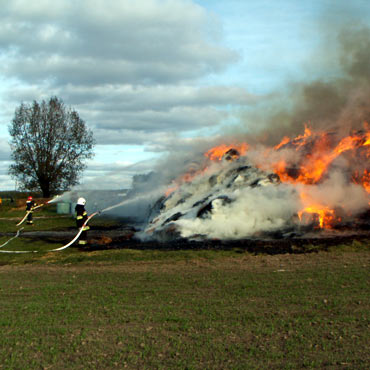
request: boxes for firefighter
[75,197,89,246]
[26,196,37,225]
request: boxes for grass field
[0,199,369,369]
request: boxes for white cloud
[0,0,266,190]
[0,0,237,86]
[0,0,249,146]
[0,0,249,189]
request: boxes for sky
[1,0,369,191]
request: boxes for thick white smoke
[144,137,370,240]
[144,156,299,240]
[175,183,300,239]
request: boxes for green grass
[0,254,369,369]
[0,199,369,369]
[0,202,71,232]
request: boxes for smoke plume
[140,20,370,241]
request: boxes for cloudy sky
[1,0,369,191]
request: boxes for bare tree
[8,97,95,197]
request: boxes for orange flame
[362,170,370,193]
[273,127,370,185]
[298,205,336,229]
[274,136,290,150]
[298,192,338,229]
[167,123,370,230]
[205,143,248,161]
[272,125,370,227]
[353,169,370,194]
[165,185,178,197]
[292,124,313,150]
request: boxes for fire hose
[1,194,138,254]
[0,228,24,250]
[1,199,53,252]
[16,203,48,226]
[48,212,99,251]
[16,211,31,226]
[0,212,99,254]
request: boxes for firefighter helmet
[27,196,33,201]
[77,197,86,206]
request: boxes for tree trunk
[40,182,51,198]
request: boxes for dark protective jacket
[26,200,36,211]
[75,204,90,231]
[26,200,36,224]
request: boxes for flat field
[0,200,369,369]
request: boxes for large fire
[164,123,370,231]
[272,125,370,185]
[232,124,370,229]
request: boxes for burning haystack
[145,125,370,241]
[141,25,370,242]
